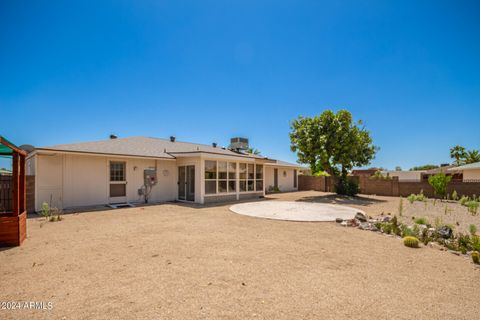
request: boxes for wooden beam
[19,155,26,213]
[12,152,19,216]
[0,137,27,156]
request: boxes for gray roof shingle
[36,136,268,160]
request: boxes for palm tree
[465,150,480,164]
[246,147,261,155]
[450,145,467,165]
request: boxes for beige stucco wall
[381,170,424,182]
[175,156,202,204]
[35,153,178,211]
[464,169,480,181]
[265,166,298,192]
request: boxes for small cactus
[472,251,480,264]
[403,236,420,248]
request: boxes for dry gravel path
[1,191,479,319]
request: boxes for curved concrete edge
[229,201,365,222]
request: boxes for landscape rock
[335,218,344,223]
[355,212,368,222]
[358,222,371,230]
[381,216,391,222]
[340,221,348,227]
[437,226,453,239]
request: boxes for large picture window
[205,160,263,195]
[205,160,217,194]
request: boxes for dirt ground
[1,191,480,319]
[273,191,480,233]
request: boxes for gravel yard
[1,191,479,319]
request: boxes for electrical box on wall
[144,168,157,187]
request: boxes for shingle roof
[35,136,268,160]
[449,162,480,171]
[265,160,307,169]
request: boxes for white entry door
[109,161,127,203]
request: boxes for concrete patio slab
[230,200,364,222]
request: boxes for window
[247,164,255,191]
[256,164,263,192]
[228,163,236,192]
[205,160,237,195]
[205,161,217,194]
[239,163,247,192]
[218,162,227,193]
[110,162,125,181]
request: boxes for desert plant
[434,217,443,229]
[459,195,470,206]
[335,177,359,196]
[407,194,416,204]
[472,251,480,264]
[267,185,281,193]
[457,233,471,252]
[398,197,403,216]
[470,224,477,236]
[414,217,429,225]
[428,173,452,199]
[381,223,392,235]
[466,200,479,215]
[471,236,480,252]
[41,202,50,219]
[451,190,459,201]
[403,236,420,248]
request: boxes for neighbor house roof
[34,136,270,160]
[423,165,458,174]
[264,160,307,169]
[449,162,480,171]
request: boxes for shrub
[407,192,427,204]
[428,173,452,199]
[414,217,428,225]
[466,201,479,215]
[381,223,392,234]
[452,190,459,201]
[403,236,420,248]
[267,185,281,193]
[469,224,477,236]
[459,195,470,206]
[398,197,403,216]
[471,236,480,252]
[472,251,480,264]
[407,194,416,204]
[335,177,359,196]
[41,202,50,219]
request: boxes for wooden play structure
[0,136,27,246]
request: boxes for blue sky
[1,0,479,170]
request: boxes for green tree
[465,150,480,164]
[428,173,452,199]
[395,166,402,171]
[450,145,467,165]
[289,109,378,179]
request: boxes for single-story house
[449,162,480,182]
[421,165,462,181]
[380,170,425,182]
[26,136,305,211]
